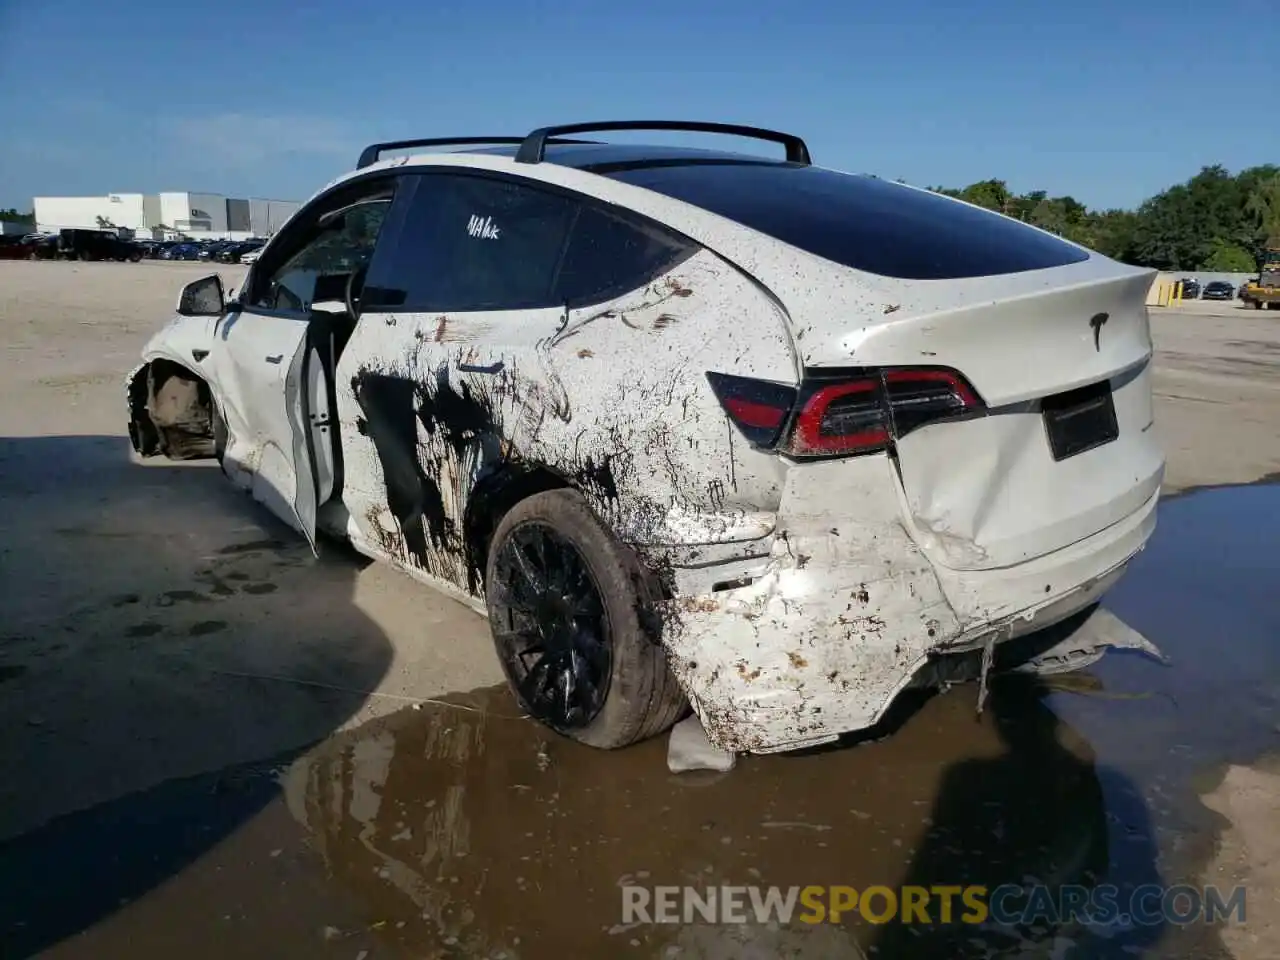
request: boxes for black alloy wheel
[490,520,612,729]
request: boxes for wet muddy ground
[3,479,1277,958]
[1,264,1278,959]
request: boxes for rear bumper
[662,483,1160,754]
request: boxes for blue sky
[1,0,1275,212]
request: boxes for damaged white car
[126,121,1165,754]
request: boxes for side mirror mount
[177,274,226,317]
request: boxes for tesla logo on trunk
[1089,312,1109,351]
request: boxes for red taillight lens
[705,372,797,447]
[791,378,889,455]
[708,366,984,459]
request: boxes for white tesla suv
[126,121,1164,753]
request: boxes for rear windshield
[600,160,1091,279]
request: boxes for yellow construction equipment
[1241,243,1280,310]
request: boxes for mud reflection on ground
[285,679,1107,958]
[280,483,1279,960]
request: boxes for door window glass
[363,174,575,312]
[248,188,394,313]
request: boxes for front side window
[248,183,394,313]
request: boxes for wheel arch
[462,461,572,593]
[127,356,219,460]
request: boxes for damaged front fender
[125,314,223,460]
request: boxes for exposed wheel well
[463,464,569,593]
[127,358,217,460]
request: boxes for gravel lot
[1,260,1277,959]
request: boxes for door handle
[265,354,284,364]
[457,360,504,374]
[191,348,209,362]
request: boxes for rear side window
[363,174,576,312]
[603,162,1090,279]
[363,172,699,313]
[556,206,696,307]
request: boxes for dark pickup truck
[58,229,143,262]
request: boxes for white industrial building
[33,191,301,240]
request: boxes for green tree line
[929,164,1280,272]
[0,208,35,225]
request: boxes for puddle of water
[283,483,1278,959]
[1051,483,1280,797]
[284,678,1122,958]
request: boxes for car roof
[460,141,795,174]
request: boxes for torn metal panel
[125,314,225,459]
[125,361,160,456]
[660,455,964,753]
[124,359,216,460]
[1008,605,1167,676]
[660,448,1160,754]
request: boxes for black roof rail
[514,120,812,166]
[356,136,601,170]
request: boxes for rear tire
[485,489,687,749]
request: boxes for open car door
[220,307,325,555]
[218,175,397,554]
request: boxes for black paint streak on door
[351,372,442,570]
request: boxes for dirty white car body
[126,122,1164,754]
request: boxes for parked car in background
[22,234,59,259]
[1201,281,1235,301]
[135,240,170,259]
[57,228,143,262]
[215,240,265,263]
[239,246,266,264]
[162,242,201,261]
[125,120,1165,755]
[1177,278,1201,299]
[0,235,29,260]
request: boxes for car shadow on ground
[0,435,394,957]
[868,479,1280,959]
[866,674,1167,958]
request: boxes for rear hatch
[795,265,1164,571]
[601,157,1163,570]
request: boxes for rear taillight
[707,367,984,459]
[882,369,980,436]
[705,372,797,446]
